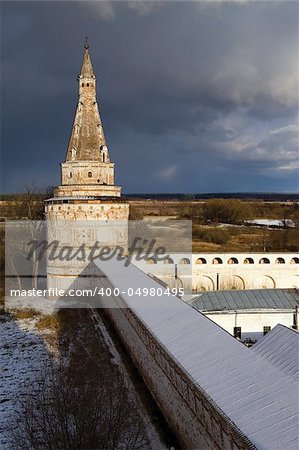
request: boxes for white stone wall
[44,202,129,294]
[98,278,254,450]
[132,252,299,292]
[45,202,129,220]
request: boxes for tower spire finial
[84,36,89,50]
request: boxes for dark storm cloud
[1,1,298,193]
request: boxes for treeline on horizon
[1,192,299,202]
[124,193,299,202]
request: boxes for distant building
[188,288,299,343]
[133,252,299,292]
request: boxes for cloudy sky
[1,1,298,193]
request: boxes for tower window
[88,171,92,178]
[87,83,89,87]
[82,83,84,87]
[69,172,72,178]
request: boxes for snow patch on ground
[5,295,57,313]
[0,318,52,449]
[247,219,294,227]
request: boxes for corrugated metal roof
[189,289,299,312]
[251,324,299,381]
[94,258,299,450]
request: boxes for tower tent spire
[80,38,94,77]
[49,40,123,199]
[65,41,108,162]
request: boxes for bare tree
[12,361,147,450]
[6,184,46,291]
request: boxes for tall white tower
[45,40,129,295]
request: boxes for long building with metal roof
[189,288,299,312]
[188,288,298,342]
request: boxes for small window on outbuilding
[263,326,271,335]
[233,327,241,339]
[88,171,92,178]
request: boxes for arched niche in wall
[244,257,254,264]
[195,257,207,264]
[199,275,215,291]
[163,257,174,264]
[275,257,285,264]
[146,258,157,264]
[228,257,239,264]
[261,275,276,288]
[179,258,191,265]
[212,257,223,265]
[232,275,245,290]
[259,257,270,264]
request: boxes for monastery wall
[133,252,299,292]
[96,272,255,450]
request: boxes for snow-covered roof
[251,324,299,381]
[95,257,299,450]
[189,288,299,312]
